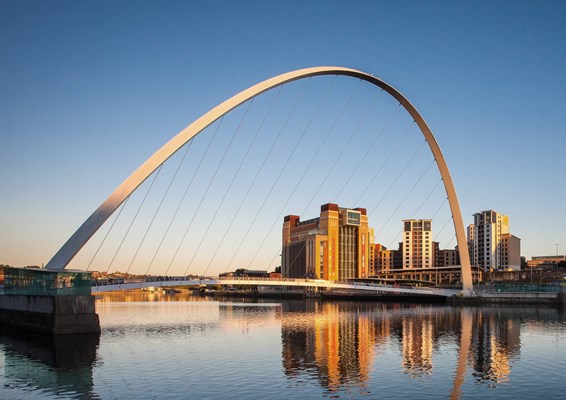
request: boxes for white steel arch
[44,66,473,294]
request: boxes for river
[1,292,565,399]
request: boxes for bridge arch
[44,66,473,293]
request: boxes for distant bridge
[91,276,461,298]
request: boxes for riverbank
[207,287,566,305]
[449,290,566,305]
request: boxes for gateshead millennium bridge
[43,66,473,296]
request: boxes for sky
[1,0,565,274]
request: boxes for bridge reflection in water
[1,295,565,399]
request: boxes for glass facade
[346,211,361,226]
[3,267,92,296]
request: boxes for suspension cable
[201,86,283,276]
[333,98,399,202]
[246,78,361,269]
[86,196,130,271]
[385,195,448,251]
[375,158,436,237]
[219,80,311,274]
[184,98,257,274]
[300,87,381,215]
[411,178,443,219]
[264,83,378,274]
[122,137,194,275]
[223,77,328,272]
[385,178,443,249]
[163,116,226,275]
[355,120,415,206]
[368,136,426,216]
[144,139,195,276]
[266,246,282,271]
[178,109,244,277]
[444,234,457,249]
[105,165,162,273]
[434,216,454,242]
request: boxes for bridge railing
[89,276,457,295]
[477,282,563,293]
[91,276,205,286]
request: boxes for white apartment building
[402,219,433,269]
[469,210,521,271]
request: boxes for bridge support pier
[0,267,100,335]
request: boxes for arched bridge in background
[43,66,474,295]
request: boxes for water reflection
[93,292,566,398]
[2,293,565,399]
[278,300,565,397]
[0,330,99,399]
[281,301,381,393]
[94,290,211,303]
[469,308,520,385]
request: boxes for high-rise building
[469,210,521,271]
[402,219,433,269]
[282,203,372,281]
[467,224,475,264]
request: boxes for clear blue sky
[1,0,565,273]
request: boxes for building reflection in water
[469,308,521,385]
[281,300,388,393]
[278,300,544,396]
[3,293,559,399]
[0,330,100,399]
[399,313,433,376]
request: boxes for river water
[1,292,565,399]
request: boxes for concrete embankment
[0,294,101,335]
[449,290,566,305]
[210,289,448,303]
[212,287,566,306]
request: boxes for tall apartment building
[402,219,433,269]
[282,203,372,281]
[467,224,475,265]
[468,210,521,271]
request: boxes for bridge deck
[91,277,461,297]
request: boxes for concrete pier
[0,294,100,335]
[0,267,100,335]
